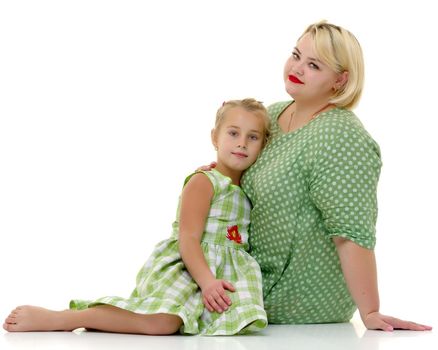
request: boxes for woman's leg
[3,305,182,335]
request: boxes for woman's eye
[309,62,320,70]
[228,131,238,136]
[292,52,299,60]
[249,135,259,141]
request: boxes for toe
[3,322,19,332]
[6,315,17,324]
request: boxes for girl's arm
[333,237,432,331]
[178,173,235,313]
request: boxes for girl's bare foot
[3,304,183,334]
[3,305,71,332]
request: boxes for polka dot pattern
[242,101,382,324]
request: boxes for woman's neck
[285,99,335,133]
[292,99,333,119]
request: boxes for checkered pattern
[70,170,267,335]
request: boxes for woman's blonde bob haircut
[300,21,365,109]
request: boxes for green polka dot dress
[242,101,382,324]
[70,169,267,335]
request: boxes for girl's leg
[3,305,182,335]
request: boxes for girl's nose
[238,138,248,149]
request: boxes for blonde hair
[300,20,365,109]
[214,98,271,146]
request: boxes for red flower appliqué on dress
[226,225,242,244]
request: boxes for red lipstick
[289,75,304,84]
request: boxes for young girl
[3,98,270,336]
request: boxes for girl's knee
[141,314,182,335]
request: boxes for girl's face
[212,107,265,178]
[283,33,346,103]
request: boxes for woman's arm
[178,173,235,313]
[333,237,432,331]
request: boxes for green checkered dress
[70,169,267,335]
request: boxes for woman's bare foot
[3,305,71,332]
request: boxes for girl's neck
[214,164,242,186]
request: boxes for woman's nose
[293,63,304,76]
[289,58,304,76]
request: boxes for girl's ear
[211,128,217,150]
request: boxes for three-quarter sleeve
[309,125,382,249]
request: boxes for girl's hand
[363,311,432,331]
[196,162,217,172]
[201,279,235,313]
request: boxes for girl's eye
[309,62,320,70]
[292,52,299,60]
[228,130,238,137]
[249,135,259,141]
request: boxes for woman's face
[283,33,343,103]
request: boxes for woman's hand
[363,311,432,331]
[201,279,235,313]
[196,162,217,172]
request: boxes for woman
[236,21,431,331]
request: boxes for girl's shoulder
[183,169,232,196]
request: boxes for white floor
[1,319,436,350]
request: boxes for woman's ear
[335,71,349,90]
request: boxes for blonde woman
[207,21,431,331]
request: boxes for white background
[1,0,437,330]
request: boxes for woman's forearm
[333,237,380,320]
